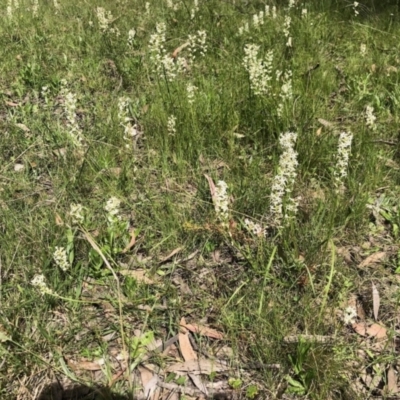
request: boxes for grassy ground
[1,0,400,398]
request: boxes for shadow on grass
[37,382,133,400]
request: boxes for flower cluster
[277,70,293,117]
[188,30,208,63]
[105,197,121,222]
[334,131,353,185]
[149,23,181,81]
[31,274,56,296]
[283,16,292,47]
[62,89,84,147]
[187,83,198,105]
[244,218,265,237]
[166,0,180,10]
[128,29,136,47]
[365,105,376,130]
[353,1,359,16]
[149,23,207,81]
[343,306,357,325]
[96,7,120,36]
[53,247,70,272]
[243,45,273,96]
[167,115,177,136]
[32,0,38,17]
[118,97,139,148]
[360,43,367,57]
[269,132,298,227]
[69,203,84,224]
[238,5,277,35]
[252,11,265,28]
[191,0,199,19]
[214,181,229,226]
[7,0,13,18]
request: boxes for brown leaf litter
[34,315,236,400]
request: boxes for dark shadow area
[37,382,133,400]
[335,0,400,14]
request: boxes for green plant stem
[318,241,336,325]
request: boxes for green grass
[1,0,400,398]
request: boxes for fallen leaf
[214,345,234,359]
[168,393,180,400]
[68,360,103,371]
[386,65,398,75]
[179,318,197,361]
[181,249,199,262]
[358,251,386,268]
[180,322,224,340]
[102,332,116,342]
[119,269,155,284]
[387,365,398,394]
[316,127,322,136]
[5,101,19,107]
[159,247,183,263]
[166,358,229,374]
[366,323,387,340]
[15,123,30,132]
[317,118,335,129]
[204,174,217,206]
[189,373,208,395]
[172,41,189,58]
[55,213,64,226]
[122,230,136,253]
[53,148,67,158]
[336,246,352,264]
[372,282,380,320]
[352,322,367,336]
[172,276,193,295]
[14,163,24,172]
[108,167,122,177]
[139,366,157,398]
[211,250,220,263]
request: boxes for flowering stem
[258,246,277,316]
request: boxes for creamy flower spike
[365,105,376,130]
[105,197,121,222]
[343,306,357,324]
[243,45,273,96]
[69,203,84,224]
[167,115,177,136]
[360,43,367,57]
[53,247,70,272]
[187,83,198,104]
[244,218,265,236]
[128,29,136,47]
[215,180,229,226]
[269,132,298,227]
[334,131,353,184]
[62,89,84,147]
[31,274,56,296]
